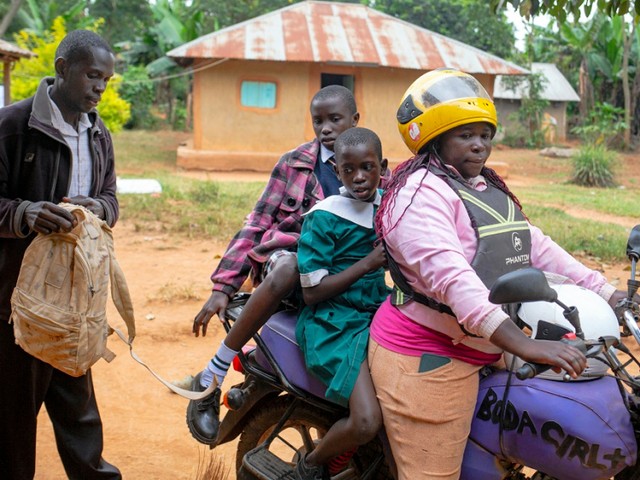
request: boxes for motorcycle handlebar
[516,362,551,380]
[516,334,588,381]
[618,301,640,345]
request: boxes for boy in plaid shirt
[187,85,360,445]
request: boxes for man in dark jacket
[0,30,121,479]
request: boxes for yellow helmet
[397,68,498,154]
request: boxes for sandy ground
[33,145,640,479]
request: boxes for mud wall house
[167,0,527,172]
[494,63,580,144]
[0,39,35,108]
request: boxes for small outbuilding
[168,0,527,171]
[0,38,35,107]
[494,62,580,143]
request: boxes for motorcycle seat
[254,309,329,399]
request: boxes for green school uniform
[296,189,391,407]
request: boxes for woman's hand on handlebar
[517,339,588,379]
[608,289,629,310]
[490,318,587,379]
[193,291,230,337]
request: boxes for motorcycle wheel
[235,396,389,480]
[615,465,640,480]
[530,473,557,480]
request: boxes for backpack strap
[107,247,136,342]
[111,327,218,400]
[105,236,215,400]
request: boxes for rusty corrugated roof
[0,38,35,61]
[167,0,527,75]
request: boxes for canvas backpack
[10,203,216,400]
[10,203,136,377]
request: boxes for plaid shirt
[211,140,325,297]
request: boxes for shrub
[500,112,529,148]
[570,144,618,188]
[571,102,627,149]
[96,75,130,133]
[119,66,157,130]
[500,73,549,148]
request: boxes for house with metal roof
[494,62,580,143]
[168,0,527,171]
[0,39,35,107]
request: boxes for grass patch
[514,183,640,218]
[113,130,265,240]
[147,282,203,303]
[118,177,264,240]
[114,129,190,176]
[523,204,629,262]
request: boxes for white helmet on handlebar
[504,283,619,381]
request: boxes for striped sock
[200,341,239,388]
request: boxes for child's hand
[193,291,230,337]
[363,243,387,272]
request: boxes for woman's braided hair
[374,143,526,241]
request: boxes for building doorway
[321,73,354,93]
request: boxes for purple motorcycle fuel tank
[461,370,637,480]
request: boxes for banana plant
[16,0,86,36]
[558,14,606,119]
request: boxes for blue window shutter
[241,81,276,108]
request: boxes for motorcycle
[210,226,640,480]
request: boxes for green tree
[493,1,639,149]
[0,0,23,37]
[557,15,606,119]
[11,17,130,132]
[490,0,640,20]
[117,0,209,129]
[12,0,88,36]
[119,65,156,130]
[374,0,516,59]
[196,0,299,32]
[501,72,550,147]
[87,0,154,46]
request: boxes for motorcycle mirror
[489,268,558,305]
[626,225,640,261]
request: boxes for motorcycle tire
[615,465,640,480]
[235,395,390,480]
[530,473,557,480]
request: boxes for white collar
[305,188,381,228]
[320,144,335,163]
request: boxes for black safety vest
[388,165,532,331]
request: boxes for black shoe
[294,454,329,480]
[186,372,221,445]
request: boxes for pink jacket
[374,169,614,355]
